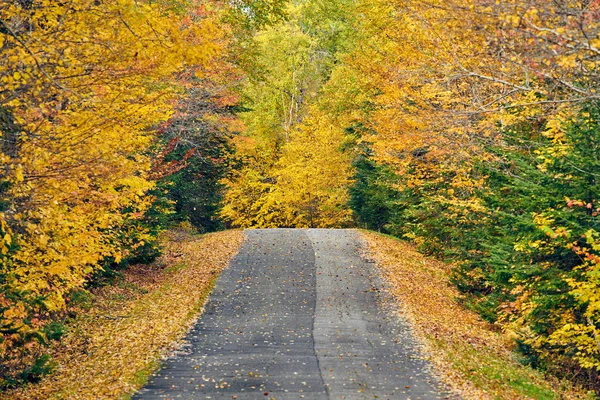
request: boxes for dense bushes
[350,102,600,385]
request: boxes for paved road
[133,229,448,399]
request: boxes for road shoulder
[1,229,245,400]
[308,229,446,399]
[360,230,591,400]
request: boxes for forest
[2,0,600,394]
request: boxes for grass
[359,230,596,400]
[125,360,160,400]
[1,229,245,400]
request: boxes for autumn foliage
[220,0,600,390]
[0,0,233,386]
[341,0,600,388]
[3,0,600,393]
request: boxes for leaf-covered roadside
[360,230,594,400]
[0,229,244,400]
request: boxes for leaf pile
[360,230,593,400]
[0,229,244,400]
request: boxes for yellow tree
[266,105,354,228]
[0,0,223,380]
[222,2,332,227]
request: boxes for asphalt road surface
[133,229,449,399]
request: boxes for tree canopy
[2,0,600,392]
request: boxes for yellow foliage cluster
[342,0,600,377]
[335,0,600,194]
[1,229,244,400]
[222,105,354,228]
[221,4,355,228]
[0,0,224,378]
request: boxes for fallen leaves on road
[1,229,245,400]
[360,230,592,400]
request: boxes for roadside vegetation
[1,0,252,386]
[362,230,594,400]
[0,229,244,400]
[3,0,600,396]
